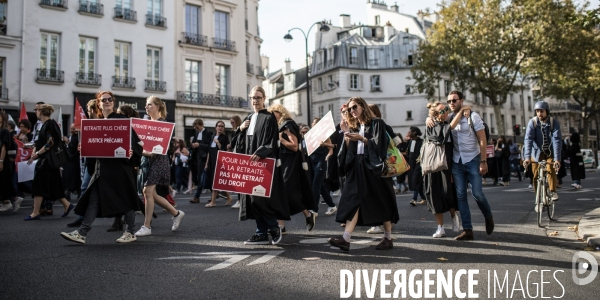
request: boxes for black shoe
[375,238,393,250]
[455,229,474,240]
[269,227,282,245]
[306,213,316,232]
[485,216,494,235]
[107,218,124,232]
[67,218,83,228]
[244,233,269,245]
[328,237,350,252]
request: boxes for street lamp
[284,21,330,123]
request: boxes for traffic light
[513,124,521,136]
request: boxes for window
[394,59,399,66]
[444,80,451,96]
[0,57,4,89]
[405,85,412,94]
[328,75,333,89]
[215,64,229,96]
[511,115,516,127]
[117,0,133,9]
[510,94,515,108]
[215,11,229,40]
[474,92,479,103]
[185,60,201,93]
[318,106,324,118]
[297,95,302,116]
[482,113,487,124]
[349,74,363,90]
[78,37,96,74]
[146,47,161,80]
[368,48,378,66]
[528,96,532,111]
[0,2,7,35]
[371,75,380,91]
[318,78,323,92]
[114,41,130,78]
[185,4,201,34]
[519,95,524,109]
[501,114,505,129]
[40,32,60,71]
[406,110,413,121]
[327,47,334,66]
[328,103,334,114]
[375,15,380,25]
[407,55,413,66]
[490,114,495,133]
[147,0,161,16]
[349,47,358,65]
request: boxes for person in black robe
[268,104,316,233]
[557,139,568,186]
[63,124,81,199]
[569,132,585,189]
[422,102,462,238]
[61,92,143,244]
[25,104,73,220]
[234,86,289,245]
[0,111,17,212]
[328,97,399,252]
[333,106,349,192]
[484,138,499,185]
[406,126,425,205]
[498,137,511,186]
[204,120,232,207]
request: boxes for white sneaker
[452,214,462,232]
[0,202,13,212]
[116,231,137,243]
[432,227,446,238]
[172,210,185,231]
[325,206,337,216]
[534,204,539,213]
[171,190,177,198]
[61,230,86,244]
[551,192,559,201]
[332,190,341,196]
[183,189,192,194]
[309,210,318,217]
[571,183,577,187]
[13,197,24,212]
[135,226,152,237]
[528,184,532,189]
[576,184,582,189]
[231,201,240,208]
[202,189,209,194]
[367,226,383,234]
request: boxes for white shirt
[196,128,205,141]
[357,124,365,155]
[33,120,43,142]
[247,113,258,136]
[450,112,485,164]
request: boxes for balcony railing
[327,59,334,67]
[0,87,7,101]
[145,80,166,92]
[40,0,68,9]
[177,92,248,108]
[146,14,166,27]
[36,69,64,83]
[76,72,102,86]
[246,63,254,74]
[256,66,264,77]
[213,38,236,51]
[181,32,208,47]
[317,63,322,70]
[0,23,6,35]
[114,7,137,21]
[79,1,103,15]
[550,102,582,111]
[112,76,136,89]
[368,59,379,66]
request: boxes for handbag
[381,132,410,178]
[46,140,70,169]
[419,124,449,175]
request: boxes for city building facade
[262,59,308,125]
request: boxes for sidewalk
[578,206,600,250]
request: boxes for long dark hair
[118,105,139,118]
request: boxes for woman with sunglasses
[328,97,399,251]
[204,120,232,207]
[423,102,463,238]
[61,92,143,244]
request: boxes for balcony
[78,1,103,16]
[145,80,166,92]
[76,72,102,86]
[146,14,166,28]
[368,59,379,66]
[246,63,254,74]
[177,92,248,108]
[36,69,64,84]
[256,66,265,78]
[213,38,236,52]
[114,7,137,22]
[0,87,7,101]
[112,76,136,89]
[40,0,68,10]
[181,32,208,47]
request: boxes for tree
[411,0,568,136]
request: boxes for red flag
[74,98,87,129]
[13,137,32,172]
[19,102,28,121]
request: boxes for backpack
[468,112,490,143]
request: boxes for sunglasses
[250,96,263,100]
[101,97,113,103]
[348,105,360,112]
[439,108,449,114]
[447,99,460,104]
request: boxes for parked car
[581,149,596,169]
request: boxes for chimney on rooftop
[390,2,399,12]
[340,14,351,28]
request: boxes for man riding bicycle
[523,101,562,202]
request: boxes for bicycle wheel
[546,183,555,221]
[536,180,544,227]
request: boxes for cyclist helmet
[534,101,550,114]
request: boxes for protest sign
[486,145,495,158]
[131,118,175,155]
[73,99,87,129]
[212,151,275,197]
[18,161,36,182]
[13,137,33,172]
[304,110,336,156]
[80,119,131,158]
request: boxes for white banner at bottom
[17,160,36,182]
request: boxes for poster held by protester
[486,145,494,158]
[304,111,336,156]
[17,161,36,182]
[73,99,87,130]
[80,119,131,158]
[130,118,175,155]
[212,151,275,197]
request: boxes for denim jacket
[523,117,562,162]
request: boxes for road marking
[158,250,285,271]
[576,198,600,201]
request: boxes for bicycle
[534,160,555,227]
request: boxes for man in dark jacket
[190,119,213,203]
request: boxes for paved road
[1,172,599,299]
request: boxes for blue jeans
[255,216,278,236]
[451,156,493,230]
[80,167,92,195]
[310,156,335,212]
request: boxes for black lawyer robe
[74,112,143,218]
[234,110,290,221]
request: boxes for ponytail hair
[147,95,167,119]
